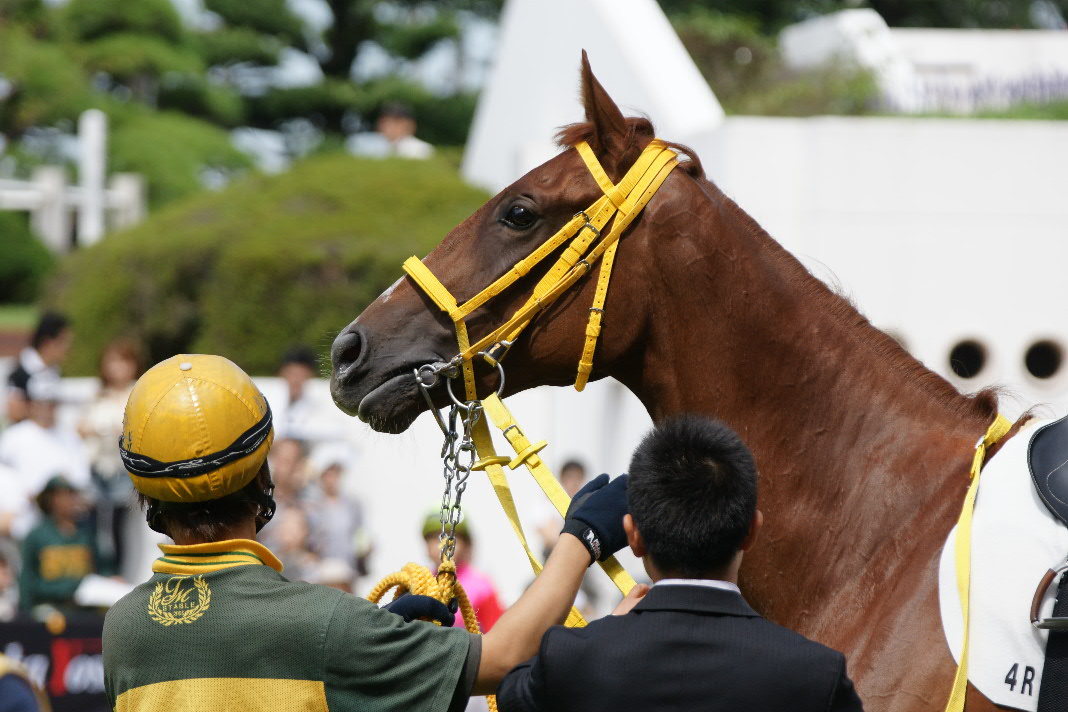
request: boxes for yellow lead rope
[367,560,499,711]
[944,413,1013,712]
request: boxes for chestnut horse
[330,56,1025,711]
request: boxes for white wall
[694,115,1068,418]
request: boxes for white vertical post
[107,173,146,230]
[77,109,107,246]
[30,166,69,254]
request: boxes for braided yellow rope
[367,560,497,711]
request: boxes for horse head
[330,53,703,433]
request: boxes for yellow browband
[402,138,679,399]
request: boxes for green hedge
[0,212,56,304]
[47,151,489,375]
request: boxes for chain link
[435,400,481,564]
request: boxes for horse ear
[580,50,627,155]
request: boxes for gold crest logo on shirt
[148,575,211,626]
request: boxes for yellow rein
[402,139,679,399]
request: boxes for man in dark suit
[496,415,864,712]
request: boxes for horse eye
[500,204,538,230]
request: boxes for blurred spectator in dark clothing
[20,476,108,614]
[78,339,142,574]
[0,379,90,539]
[306,461,372,579]
[5,312,71,424]
[423,514,504,632]
[0,653,47,712]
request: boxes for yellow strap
[470,416,588,627]
[402,257,458,314]
[943,413,1013,712]
[575,239,618,391]
[481,393,637,596]
[459,151,678,363]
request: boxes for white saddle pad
[939,418,1068,711]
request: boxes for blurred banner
[0,616,108,712]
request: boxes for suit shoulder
[749,616,846,665]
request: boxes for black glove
[561,473,629,564]
[383,593,455,627]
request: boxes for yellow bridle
[402,138,679,400]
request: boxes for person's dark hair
[279,344,319,373]
[378,101,415,121]
[31,312,69,350]
[137,462,274,541]
[560,459,586,475]
[627,415,758,578]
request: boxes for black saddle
[1029,414,1068,527]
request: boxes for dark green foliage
[195,27,283,67]
[359,77,478,146]
[0,27,93,137]
[377,14,460,61]
[247,80,364,132]
[47,152,489,375]
[0,213,56,304]
[79,33,204,84]
[673,8,878,116]
[158,75,246,126]
[62,0,184,43]
[204,0,306,48]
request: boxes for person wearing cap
[19,475,105,613]
[422,514,503,632]
[103,354,633,712]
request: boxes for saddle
[1029,414,1068,628]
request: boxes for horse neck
[616,182,997,616]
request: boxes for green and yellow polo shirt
[103,539,477,712]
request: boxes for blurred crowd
[0,311,586,638]
[0,314,375,622]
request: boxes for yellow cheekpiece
[120,354,274,503]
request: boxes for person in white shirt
[0,377,90,539]
[346,102,435,160]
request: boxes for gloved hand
[383,593,456,627]
[561,473,629,564]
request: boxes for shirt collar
[654,578,741,594]
[153,538,283,575]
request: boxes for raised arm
[473,474,629,695]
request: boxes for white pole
[30,166,68,254]
[77,109,107,246]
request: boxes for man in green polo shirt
[103,354,630,712]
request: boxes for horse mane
[555,117,705,180]
[716,194,1001,422]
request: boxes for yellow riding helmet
[119,354,274,503]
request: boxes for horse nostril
[331,326,367,377]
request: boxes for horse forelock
[554,117,704,181]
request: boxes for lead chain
[438,401,481,564]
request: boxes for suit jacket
[496,583,864,712]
